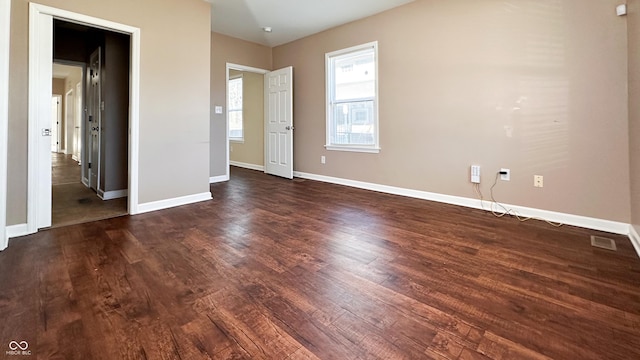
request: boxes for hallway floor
[51,153,127,228]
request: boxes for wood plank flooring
[1,166,640,359]
[51,153,127,228]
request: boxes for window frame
[325,41,380,153]
[228,74,244,142]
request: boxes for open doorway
[48,20,130,228]
[224,63,294,180]
[226,64,268,176]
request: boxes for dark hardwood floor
[1,166,639,359]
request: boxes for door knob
[285,126,295,130]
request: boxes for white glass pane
[229,78,243,110]
[334,49,375,101]
[330,100,374,145]
[229,110,243,138]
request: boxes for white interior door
[264,66,293,179]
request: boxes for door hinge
[88,163,92,169]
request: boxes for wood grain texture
[1,166,639,359]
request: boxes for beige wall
[52,78,65,95]
[8,0,211,225]
[211,32,271,178]
[629,0,640,234]
[230,70,264,166]
[272,0,631,222]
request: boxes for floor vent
[590,235,617,251]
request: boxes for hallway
[52,153,127,227]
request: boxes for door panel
[264,66,293,179]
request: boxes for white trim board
[98,189,128,200]
[230,161,264,172]
[630,225,640,258]
[210,175,229,184]
[6,224,29,243]
[293,171,630,236]
[28,3,141,240]
[136,192,213,214]
[0,0,11,251]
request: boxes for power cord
[474,172,563,227]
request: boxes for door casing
[28,3,141,233]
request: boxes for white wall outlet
[470,165,481,184]
[215,105,223,114]
[500,168,510,181]
[534,175,544,188]
[321,155,326,164]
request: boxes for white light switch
[215,106,223,114]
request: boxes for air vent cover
[590,235,617,251]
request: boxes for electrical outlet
[500,168,510,181]
[470,165,481,184]
[534,175,543,188]
[321,156,326,164]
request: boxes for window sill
[230,139,244,144]
[325,145,380,154]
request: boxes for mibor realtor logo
[6,341,31,356]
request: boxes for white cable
[475,172,563,228]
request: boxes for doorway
[227,64,268,175]
[28,4,141,233]
[51,60,128,228]
[225,63,294,180]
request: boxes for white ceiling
[209,0,415,47]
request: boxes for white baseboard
[72,154,79,162]
[293,171,630,236]
[230,161,264,172]
[629,225,640,258]
[209,175,229,183]
[97,189,128,200]
[5,223,30,246]
[136,192,212,214]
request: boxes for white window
[228,76,243,141]
[325,41,379,153]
